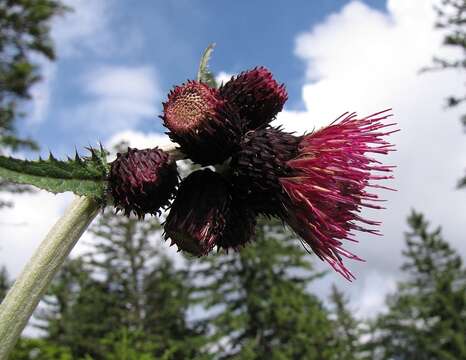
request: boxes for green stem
[0,196,100,358]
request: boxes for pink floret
[280,109,398,280]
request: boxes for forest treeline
[1,208,465,359]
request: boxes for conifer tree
[0,266,9,301]
[426,0,466,186]
[36,258,125,358]
[35,203,209,359]
[143,256,210,359]
[193,218,336,360]
[368,210,466,359]
[85,208,162,331]
[0,0,66,206]
[89,208,209,359]
[430,0,466,121]
[328,285,362,360]
[10,338,73,360]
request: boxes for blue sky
[3,0,466,319]
[21,0,386,156]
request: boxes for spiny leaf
[0,146,109,200]
[197,43,218,88]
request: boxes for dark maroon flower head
[109,147,179,219]
[164,169,229,255]
[161,81,241,166]
[164,169,256,255]
[219,67,288,130]
[230,126,301,216]
[280,110,397,280]
[216,200,257,252]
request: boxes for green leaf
[0,146,109,200]
[197,43,218,88]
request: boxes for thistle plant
[0,44,397,357]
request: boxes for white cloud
[68,66,161,136]
[106,130,176,163]
[52,0,113,57]
[28,0,114,124]
[216,71,233,86]
[85,66,160,101]
[0,192,74,278]
[28,60,56,125]
[107,130,173,150]
[356,271,397,318]
[278,0,466,317]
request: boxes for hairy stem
[0,196,100,358]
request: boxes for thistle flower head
[162,81,240,165]
[280,110,397,280]
[230,110,396,280]
[156,64,397,279]
[109,147,179,219]
[164,169,256,255]
[219,67,288,130]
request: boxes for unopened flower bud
[109,147,178,218]
[164,169,256,255]
[219,67,287,130]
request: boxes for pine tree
[425,0,466,187]
[35,258,125,358]
[143,256,211,359]
[368,210,466,360]
[430,0,466,119]
[193,218,336,360]
[10,338,73,360]
[0,0,66,206]
[85,209,162,331]
[88,209,209,359]
[0,265,10,301]
[35,206,210,359]
[328,285,362,360]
